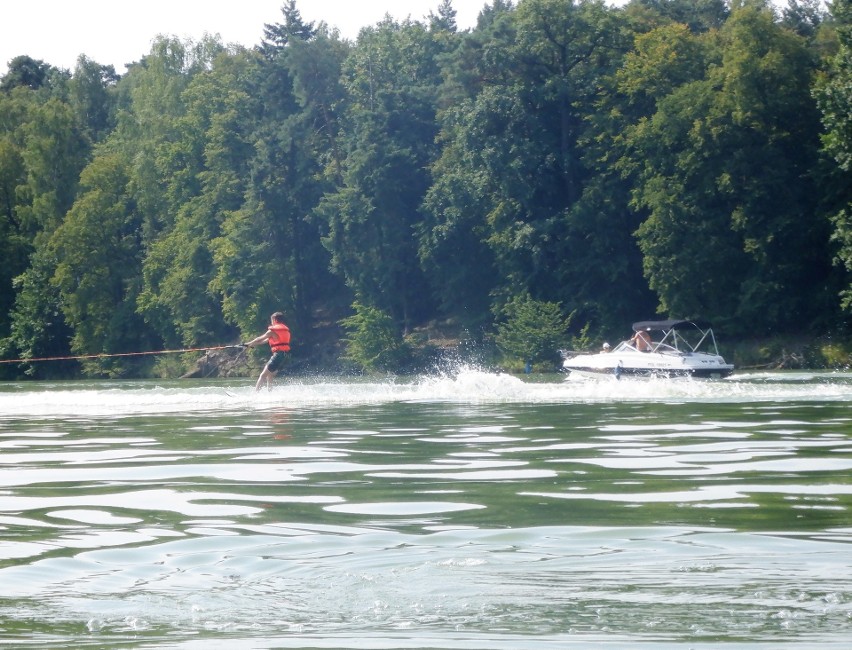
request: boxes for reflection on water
[0,370,850,648]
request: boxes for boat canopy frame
[629,319,721,356]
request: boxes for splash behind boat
[562,319,734,379]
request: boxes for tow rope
[0,345,243,365]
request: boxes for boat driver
[630,328,653,352]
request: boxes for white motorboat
[562,319,734,379]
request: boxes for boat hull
[563,352,734,380]
[564,365,734,380]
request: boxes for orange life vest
[268,322,291,352]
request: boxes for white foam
[1,368,851,417]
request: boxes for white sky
[0,0,490,75]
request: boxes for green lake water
[0,370,850,648]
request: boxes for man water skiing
[243,312,291,390]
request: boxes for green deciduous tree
[624,0,729,34]
[3,247,75,377]
[50,148,154,375]
[618,4,832,333]
[424,0,633,336]
[212,17,349,343]
[0,128,28,346]
[418,0,512,332]
[4,94,89,371]
[137,43,247,347]
[69,55,119,144]
[816,0,852,312]
[0,56,52,91]
[317,17,447,331]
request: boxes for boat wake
[1,367,852,417]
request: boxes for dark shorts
[265,351,288,373]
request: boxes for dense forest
[1,0,851,378]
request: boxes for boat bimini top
[627,319,723,356]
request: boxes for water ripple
[0,373,851,647]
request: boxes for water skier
[243,312,291,391]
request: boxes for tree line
[1,0,851,378]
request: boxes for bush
[494,294,570,368]
[339,302,412,372]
